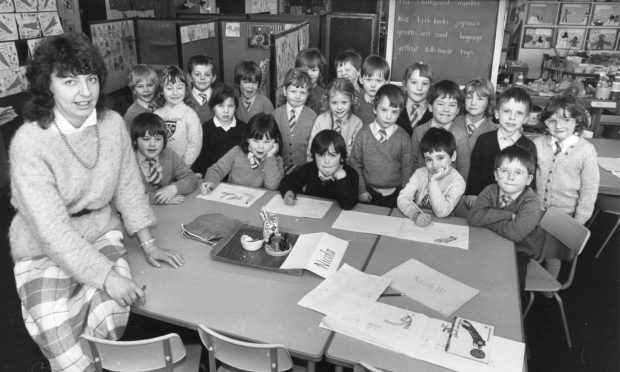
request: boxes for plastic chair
[198,324,303,372]
[80,333,202,372]
[587,195,620,259]
[353,362,385,372]
[523,207,591,348]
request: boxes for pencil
[411,202,429,219]
[380,293,404,297]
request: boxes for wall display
[0,14,18,41]
[0,42,19,71]
[245,0,277,14]
[38,12,63,36]
[555,28,585,51]
[558,3,590,26]
[0,66,26,96]
[587,28,618,51]
[0,0,15,13]
[526,3,559,26]
[38,0,57,12]
[90,20,137,93]
[274,30,298,89]
[16,13,42,39]
[180,23,215,44]
[248,24,282,49]
[522,27,553,49]
[590,4,620,27]
[225,22,240,37]
[27,38,43,57]
[15,0,37,12]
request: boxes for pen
[380,293,404,297]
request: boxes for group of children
[123,47,600,297]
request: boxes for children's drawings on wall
[0,66,26,96]
[17,13,41,39]
[27,38,42,57]
[225,22,240,37]
[38,0,57,12]
[15,0,37,13]
[0,14,18,41]
[0,0,15,13]
[245,0,277,14]
[90,20,137,93]
[298,24,309,50]
[0,42,18,71]
[274,29,298,90]
[38,12,62,36]
[587,28,617,51]
[180,23,215,44]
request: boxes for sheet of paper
[263,194,332,219]
[613,171,620,179]
[280,232,348,278]
[332,211,469,250]
[196,183,265,207]
[298,264,391,315]
[598,157,620,172]
[383,258,479,317]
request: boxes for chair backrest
[197,324,293,372]
[540,206,591,289]
[353,362,385,372]
[80,333,188,372]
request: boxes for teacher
[9,34,183,371]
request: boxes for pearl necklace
[53,121,101,169]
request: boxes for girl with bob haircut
[281,129,359,209]
[11,33,184,371]
[201,113,284,193]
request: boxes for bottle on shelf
[610,74,620,100]
[515,72,524,86]
[595,73,611,100]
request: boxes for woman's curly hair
[23,33,108,128]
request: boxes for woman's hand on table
[104,267,146,307]
[144,244,184,268]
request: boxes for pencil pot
[262,217,279,243]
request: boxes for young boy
[131,113,198,205]
[192,83,246,175]
[350,84,413,208]
[185,55,218,124]
[272,68,317,170]
[411,80,470,180]
[356,54,390,125]
[334,49,362,93]
[234,61,274,123]
[464,87,537,208]
[396,62,434,137]
[397,128,465,226]
[468,145,541,296]
[124,65,159,129]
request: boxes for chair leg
[523,292,535,318]
[586,207,599,228]
[553,293,572,348]
[595,215,620,259]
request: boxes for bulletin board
[135,18,188,70]
[386,0,506,84]
[177,19,221,76]
[89,19,138,94]
[270,21,309,102]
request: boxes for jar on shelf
[595,73,611,100]
[515,72,524,86]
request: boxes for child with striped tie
[397,128,465,226]
[396,62,434,137]
[185,55,218,124]
[453,78,497,150]
[234,61,274,124]
[131,113,198,204]
[124,64,159,129]
[272,68,317,172]
[307,78,362,163]
[350,84,413,208]
[200,113,284,194]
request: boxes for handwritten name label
[412,275,447,294]
[313,248,335,269]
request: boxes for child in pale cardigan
[130,113,198,205]
[200,113,284,193]
[397,127,465,226]
[534,93,599,284]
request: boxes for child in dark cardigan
[280,130,359,210]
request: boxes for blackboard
[387,0,505,84]
[325,13,377,81]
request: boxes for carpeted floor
[1,184,618,371]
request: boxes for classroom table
[589,138,620,196]
[326,210,525,372]
[125,187,390,371]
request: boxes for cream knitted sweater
[9,110,156,288]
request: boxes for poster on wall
[27,38,43,57]
[522,27,553,49]
[526,3,559,26]
[38,12,63,36]
[17,13,42,39]
[587,29,618,51]
[38,0,58,12]
[0,14,18,41]
[298,25,309,50]
[590,4,620,27]
[225,22,240,37]
[0,42,19,71]
[0,0,15,13]
[275,29,299,90]
[15,0,37,13]
[180,23,214,44]
[558,3,590,26]
[555,28,585,51]
[90,20,138,93]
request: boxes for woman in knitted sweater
[9,34,184,371]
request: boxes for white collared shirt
[370,121,397,142]
[497,127,522,150]
[430,119,451,131]
[549,134,579,153]
[286,103,303,120]
[214,116,237,132]
[466,115,485,129]
[53,108,97,134]
[192,87,211,105]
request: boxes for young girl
[307,78,362,162]
[454,78,497,150]
[280,130,359,210]
[234,61,274,123]
[396,62,434,137]
[295,48,327,114]
[154,66,203,167]
[131,113,198,204]
[192,83,246,176]
[200,113,284,192]
[534,93,599,281]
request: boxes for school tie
[409,104,419,126]
[499,194,513,209]
[420,193,432,209]
[467,124,476,136]
[248,152,261,169]
[554,141,562,155]
[244,99,251,110]
[147,104,155,112]
[199,93,208,105]
[146,158,162,187]
[289,109,296,130]
[379,129,387,144]
[334,119,342,132]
